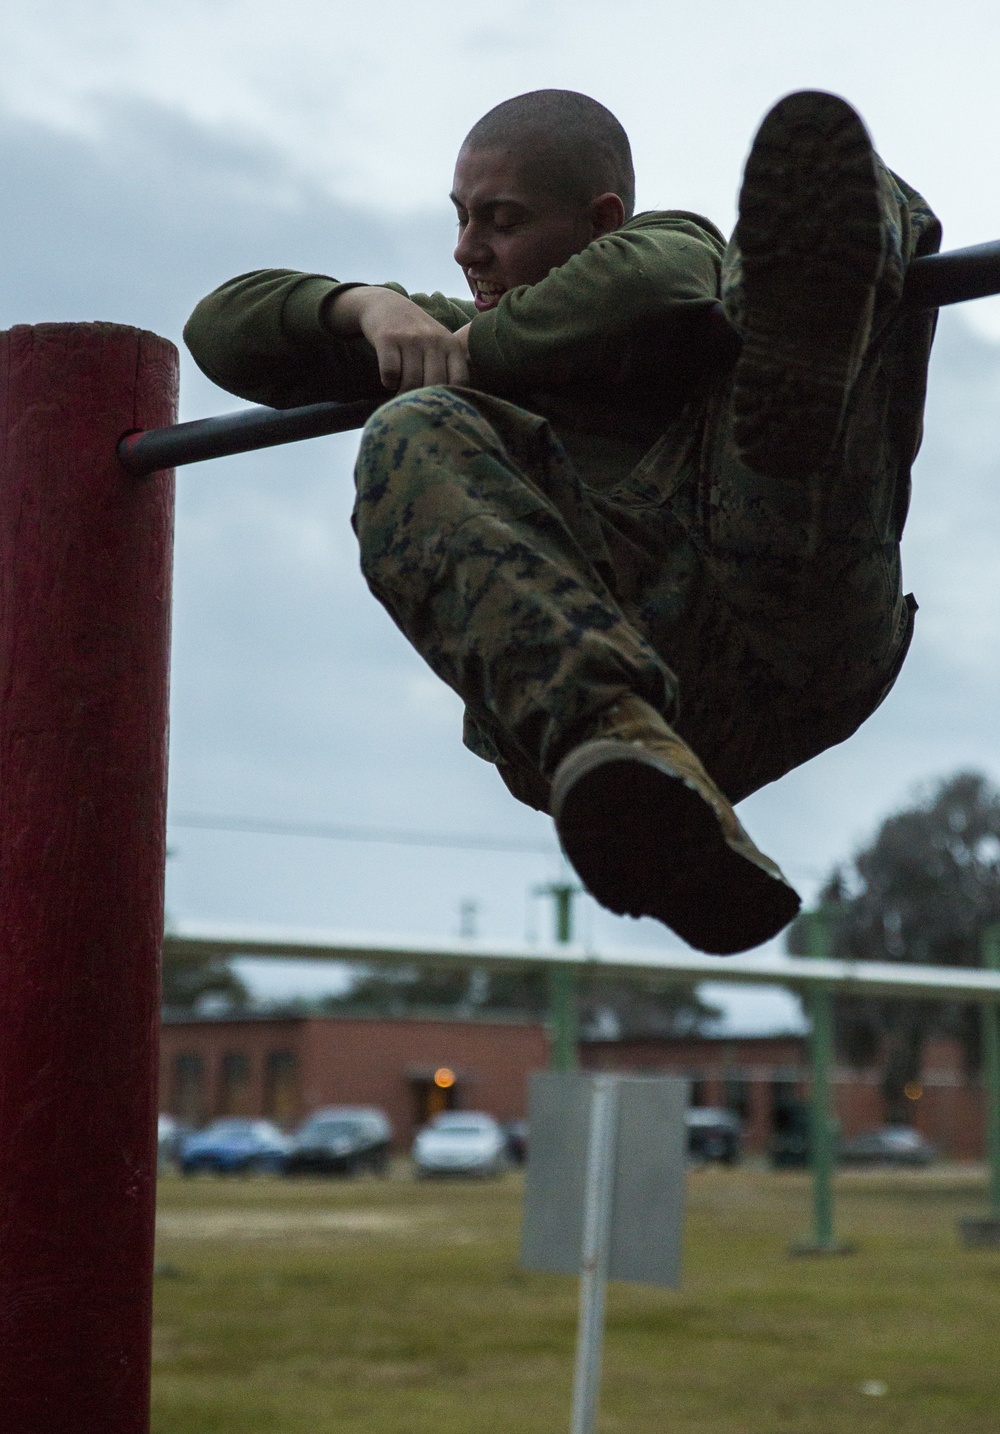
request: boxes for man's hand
[324,286,470,392]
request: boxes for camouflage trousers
[353,171,940,812]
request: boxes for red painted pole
[0,324,176,1433]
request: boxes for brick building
[160,1010,548,1146]
[159,1011,988,1157]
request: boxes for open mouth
[473,282,505,312]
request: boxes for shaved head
[461,90,635,220]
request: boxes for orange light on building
[904,1081,924,1101]
[434,1067,456,1089]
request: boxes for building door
[411,1068,459,1129]
[265,1050,299,1127]
[770,1072,809,1168]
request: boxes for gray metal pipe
[119,238,1000,479]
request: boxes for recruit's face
[451,145,597,312]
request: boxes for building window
[219,1051,252,1116]
[685,1071,707,1107]
[264,1050,299,1126]
[173,1053,205,1125]
[723,1068,752,1122]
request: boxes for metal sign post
[522,1073,687,1434]
[571,1077,619,1434]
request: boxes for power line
[167,812,825,878]
[168,811,557,856]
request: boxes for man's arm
[467,212,726,393]
[184,269,475,408]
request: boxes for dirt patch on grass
[155,1209,425,1241]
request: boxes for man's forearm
[184,269,384,408]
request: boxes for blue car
[179,1118,291,1175]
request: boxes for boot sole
[731,90,883,481]
[552,741,800,955]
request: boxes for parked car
[157,1113,192,1172]
[412,1111,509,1177]
[839,1125,936,1167]
[284,1107,393,1176]
[685,1107,741,1165]
[179,1118,291,1175]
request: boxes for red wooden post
[0,324,177,1433]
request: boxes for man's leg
[667,92,940,799]
[725,90,938,484]
[353,385,675,776]
[543,94,935,950]
[354,385,800,954]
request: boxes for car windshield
[433,1122,489,1136]
[206,1120,257,1136]
[304,1119,363,1140]
[881,1128,921,1146]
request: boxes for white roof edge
[162,921,1000,1002]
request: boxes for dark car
[179,1118,291,1175]
[685,1107,741,1164]
[284,1107,393,1176]
[839,1125,936,1167]
[502,1119,529,1165]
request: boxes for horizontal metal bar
[902,237,1000,310]
[162,922,1000,1002]
[117,396,378,477]
[119,239,1000,479]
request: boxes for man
[185,89,940,955]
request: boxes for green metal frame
[798,908,846,1252]
[538,882,581,1071]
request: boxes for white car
[412,1111,509,1178]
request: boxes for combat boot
[550,696,800,954]
[728,90,886,482]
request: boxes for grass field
[152,1164,1000,1434]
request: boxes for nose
[454,220,491,270]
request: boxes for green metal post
[808,909,836,1247]
[791,908,851,1254]
[539,882,580,1071]
[982,926,1000,1216]
[548,965,579,1072]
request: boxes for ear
[590,192,626,237]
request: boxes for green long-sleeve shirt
[184,209,728,488]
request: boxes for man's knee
[359,384,481,460]
[352,386,494,591]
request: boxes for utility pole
[984,925,1000,1218]
[959,925,1000,1245]
[536,882,581,1071]
[791,907,852,1255]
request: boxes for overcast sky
[2,0,999,1029]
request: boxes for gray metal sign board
[520,1072,687,1289]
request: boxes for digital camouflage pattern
[353,162,940,813]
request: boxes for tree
[320,961,718,1036]
[787,771,1000,1120]
[161,951,249,1013]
